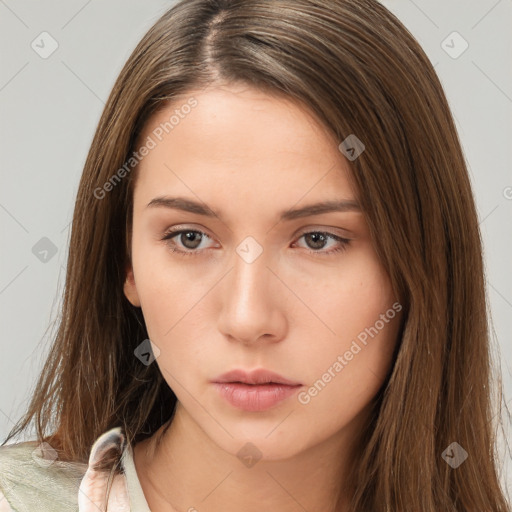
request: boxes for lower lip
[213,382,302,412]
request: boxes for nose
[216,246,287,346]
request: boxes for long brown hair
[4,0,510,510]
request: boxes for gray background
[1,0,511,495]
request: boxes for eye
[161,228,216,256]
[161,228,351,257]
[293,231,351,255]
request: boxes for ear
[123,263,141,307]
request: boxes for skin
[124,82,403,512]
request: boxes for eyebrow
[146,196,361,221]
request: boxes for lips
[211,368,303,412]
[212,368,302,386]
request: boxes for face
[124,82,402,461]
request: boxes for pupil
[182,231,201,249]
[307,233,325,249]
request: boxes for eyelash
[160,228,351,257]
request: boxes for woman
[1,0,510,510]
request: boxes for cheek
[130,240,217,386]
[130,232,203,335]
[295,311,400,439]
[293,251,400,416]
[291,245,397,344]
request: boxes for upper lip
[212,368,302,386]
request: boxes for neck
[133,402,365,512]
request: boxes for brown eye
[176,231,203,249]
[303,232,328,250]
[294,231,351,255]
[161,229,214,256]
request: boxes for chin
[208,421,316,463]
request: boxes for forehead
[133,84,358,211]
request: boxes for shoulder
[0,437,87,511]
[0,427,129,512]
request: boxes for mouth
[211,368,303,412]
[212,368,302,386]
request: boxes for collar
[78,426,151,511]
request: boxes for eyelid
[294,225,353,239]
[161,224,215,240]
[161,226,217,246]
